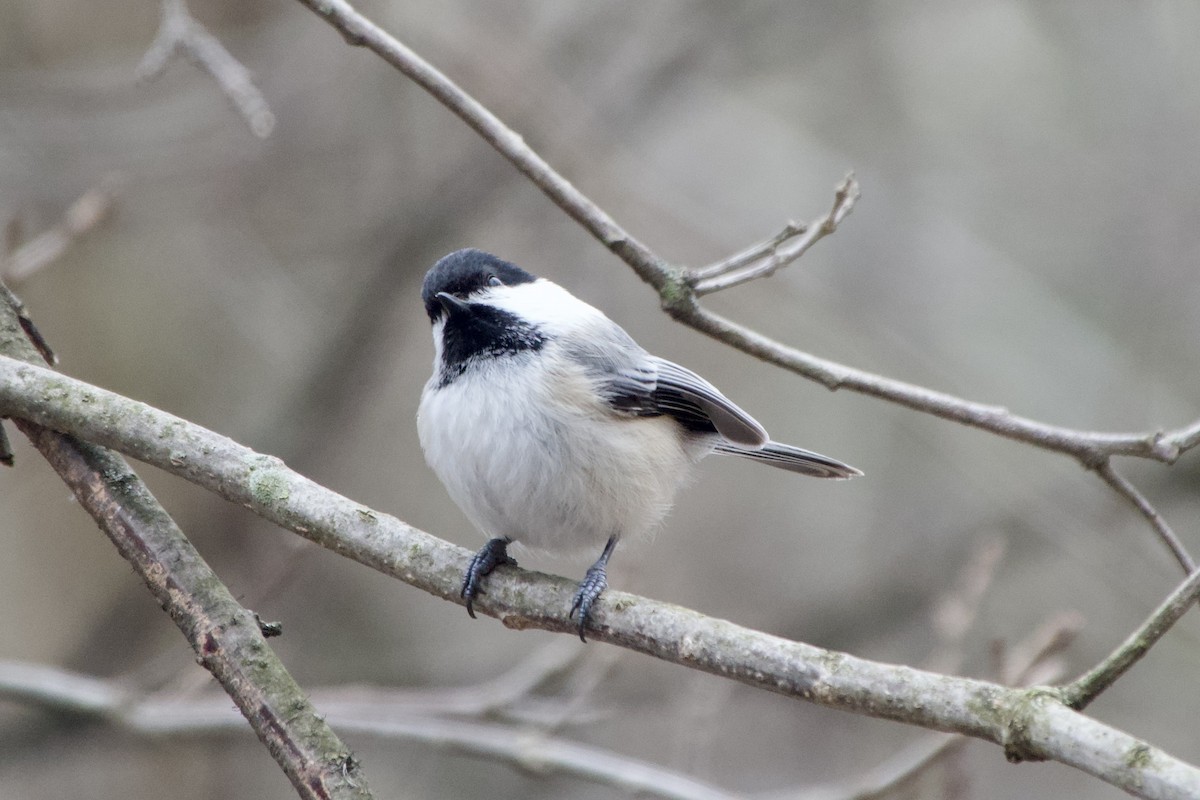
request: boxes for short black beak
[436,291,471,317]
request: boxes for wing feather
[647,357,767,446]
[560,324,767,447]
[714,441,862,479]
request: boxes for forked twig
[1061,566,1200,710]
[139,0,275,138]
[1,175,122,285]
[690,174,860,295]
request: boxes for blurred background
[2,1,1199,797]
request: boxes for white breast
[417,348,697,554]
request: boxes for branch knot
[1000,687,1060,763]
[658,269,699,319]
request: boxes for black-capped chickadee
[418,248,860,641]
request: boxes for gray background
[2,2,1199,798]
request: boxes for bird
[416,248,860,641]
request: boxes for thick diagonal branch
[12,423,373,800]
[0,298,370,799]
[0,356,1197,798]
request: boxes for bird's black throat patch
[436,303,545,386]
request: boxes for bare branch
[924,537,1007,674]
[1061,566,1200,711]
[1,175,122,285]
[678,303,1199,575]
[8,3,1198,790]
[290,0,1197,602]
[0,284,55,365]
[291,0,1200,478]
[0,642,581,734]
[1003,611,1085,686]
[0,658,733,800]
[139,0,275,138]
[10,422,372,799]
[531,646,622,736]
[691,220,808,282]
[1172,418,1200,454]
[342,715,741,800]
[0,295,370,799]
[0,355,1196,797]
[292,0,668,288]
[289,0,1200,632]
[1094,460,1195,573]
[0,610,1082,800]
[690,175,860,295]
[767,611,1081,800]
[0,660,128,715]
[680,302,1200,464]
[786,734,961,800]
[311,640,585,720]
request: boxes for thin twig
[1060,566,1200,711]
[786,734,961,800]
[679,302,1200,464]
[0,658,731,800]
[328,714,740,800]
[291,0,1200,474]
[1172,418,1200,453]
[691,174,860,295]
[766,611,1081,800]
[139,0,275,138]
[678,303,1200,577]
[533,647,622,736]
[0,641,583,731]
[292,0,666,288]
[1094,460,1195,573]
[804,538,1007,800]
[1,175,122,284]
[0,553,1073,800]
[924,537,1007,675]
[691,219,807,282]
[309,639,585,720]
[1004,612,1085,686]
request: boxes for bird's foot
[569,536,618,642]
[461,537,516,618]
[569,564,608,642]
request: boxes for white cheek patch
[487,280,610,338]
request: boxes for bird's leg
[461,537,517,618]
[570,535,618,642]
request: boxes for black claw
[569,536,618,643]
[461,537,516,618]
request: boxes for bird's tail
[714,441,862,479]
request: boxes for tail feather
[715,441,862,479]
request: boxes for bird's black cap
[422,249,537,321]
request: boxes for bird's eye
[487,274,502,287]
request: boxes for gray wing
[646,357,768,447]
[561,324,768,447]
